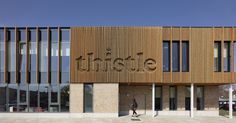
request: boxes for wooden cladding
[70,27,236,84]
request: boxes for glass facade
[185,86,190,110]
[169,86,177,110]
[84,84,93,112]
[0,27,70,113]
[197,86,204,110]
[172,41,180,72]
[155,86,162,111]
[163,41,170,72]
[224,42,230,72]
[214,41,221,72]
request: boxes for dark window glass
[60,84,69,112]
[0,84,7,112]
[197,86,204,110]
[182,41,189,72]
[7,30,16,83]
[163,41,170,72]
[172,41,180,72]
[8,84,18,112]
[39,84,49,112]
[155,86,162,111]
[169,86,177,110]
[29,84,39,112]
[29,30,37,83]
[84,84,93,112]
[224,42,230,72]
[39,30,48,84]
[18,83,28,112]
[214,41,221,72]
[50,29,58,84]
[49,84,59,112]
[185,86,190,110]
[19,30,26,83]
[0,29,4,83]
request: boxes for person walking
[131,98,138,117]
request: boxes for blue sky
[0,0,235,26]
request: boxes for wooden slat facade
[70,27,236,84]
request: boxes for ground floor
[69,83,220,117]
[0,115,235,123]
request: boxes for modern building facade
[0,27,235,118]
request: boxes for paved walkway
[0,115,235,123]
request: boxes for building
[0,27,235,118]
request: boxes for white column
[152,83,155,117]
[190,83,194,118]
[229,84,233,119]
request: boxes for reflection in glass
[8,84,18,112]
[169,86,177,110]
[224,42,230,72]
[0,84,7,112]
[61,42,70,83]
[29,84,38,112]
[214,42,221,72]
[60,84,69,112]
[39,84,49,112]
[163,41,170,72]
[39,30,48,83]
[185,86,190,110]
[84,84,93,112]
[19,29,26,83]
[29,29,37,83]
[197,86,204,110]
[172,41,180,72]
[155,86,162,111]
[7,29,16,83]
[18,83,28,112]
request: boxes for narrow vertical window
[18,29,26,83]
[0,29,4,83]
[197,86,204,110]
[185,86,190,110]
[39,29,48,83]
[60,29,70,83]
[0,84,7,112]
[39,84,49,112]
[163,41,170,72]
[29,29,37,83]
[224,41,230,72]
[155,86,162,111]
[60,84,69,112]
[84,84,93,112]
[50,29,58,84]
[7,29,16,83]
[8,84,18,112]
[18,83,28,112]
[172,41,180,72]
[29,84,38,112]
[214,41,221,72]
[182,41,189,72]
[49,84,59,112]
[169,86,177,110]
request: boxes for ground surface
[0,115,235,123]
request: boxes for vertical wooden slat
[170,27,173,83]
[189,27,192,84]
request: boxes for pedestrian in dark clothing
[131,98,138,117]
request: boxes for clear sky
[0,0,235,26]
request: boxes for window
[155,86,162,111]
[214,41,221,72]
[169,86,177,110]
[39,84,49,112]
[8,84,18,112]
[18,83,28,112]
[50,29,58,84]
[29,84,38,112]
[60,84,69,112]
[29,29,37,83]
[185,86,190,110]
[0,29,4,83]
[163,41,170,72]
[7,29,16,83]
[19,29,26,83]
[197,86,204,110]
[84,84,93,112]
[0,84,7,112]
[182,41,189,72]
[172,41,180,72]
[60,29,70,83]
[224,42,230,72]
[39,29,48,83]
